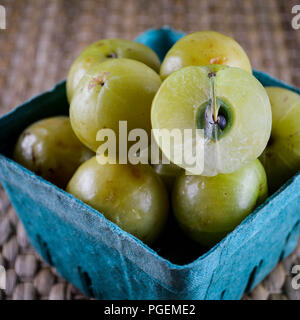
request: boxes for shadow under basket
[0,28,300,300]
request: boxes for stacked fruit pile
[14,31,300,248]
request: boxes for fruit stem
[210,76,219,123]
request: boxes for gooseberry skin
[67,39,160,102]
[13,116,94,189]
[259,87,300,193]
[70,58,161,153]
[172,159,268,246]
[66,157,169,245]
[160,31,252,79]
[151,65,272,176]
[152,163,184,191]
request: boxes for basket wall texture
[0,28,300,300]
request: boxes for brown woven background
[0,0,299,300]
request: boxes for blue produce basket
[0,28,300,300]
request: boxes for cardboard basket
[0,28,299,300]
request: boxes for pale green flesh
[152,65,272,176]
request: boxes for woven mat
[0,0,299,300]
